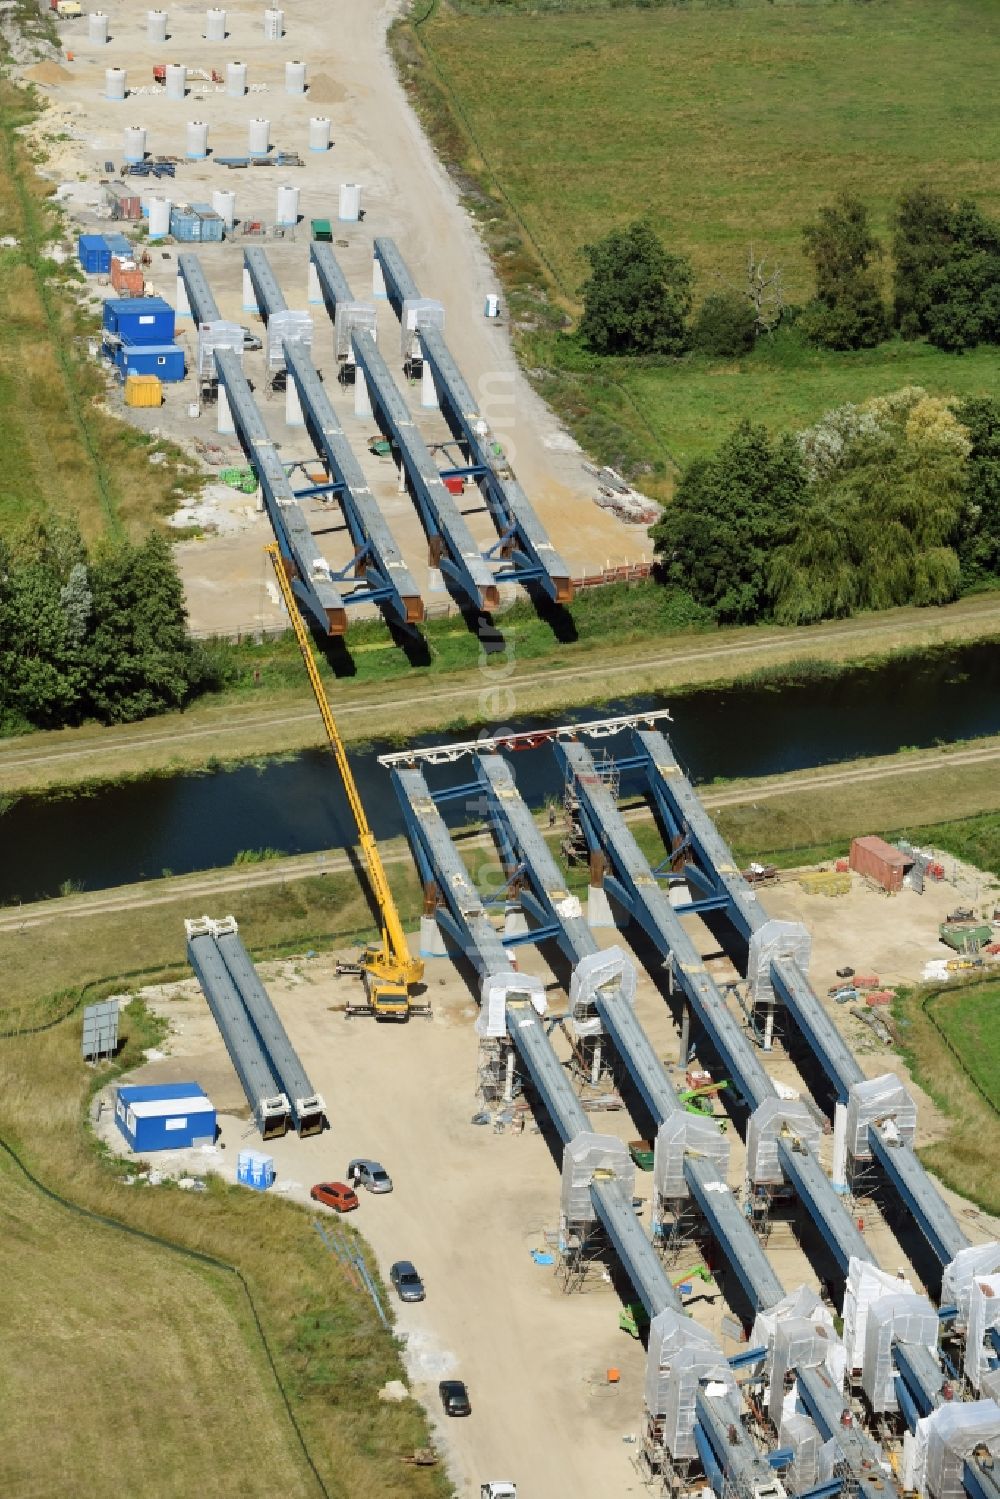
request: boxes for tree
[651,420,805,622]
[800,194,889,350]
[691,290,757,357]
[892,186,955,337]
[0,559,85,728]
[923,201,1000,352]
[578,220,693,356]
[956,396,1000,583]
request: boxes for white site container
[338,183,361,222]
[186,120,209,159]
[105,67,127,102]
[248,117,270,158]
[147,9,168,43]
[205,7,226,40]
[148,196,172,238]
[308,116,330,152]
[226,60,247,97]
[123,124,147,163]
[165,63,186,101]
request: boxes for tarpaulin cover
[747,919,811,1006]
[769,1317,844,1427]
[780,1412,820,1493]
[862,1293,938,1413]
[746,1098,822,1185]
[400,296,444,360]
[942,1243,1000,1330]
[923,1400,1000,1499]
[644,1309,735,1459]
[846,1073,917,1158]
[965,1275,1000,1392]
[475,971,546,1039]
[843,1257,914,1374]
[267,308,313,371]
[568,945,636,1039]
[198,318,243,378]
[751,1285,836,1377]
[560,1132,633,1225]
[334,300,376,362]
[653,1112,729,1201]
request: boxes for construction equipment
[678,1080,730,1116]
[620,1266,712,1333]
[266,543,424,1019]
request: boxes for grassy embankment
[393,0,1000,482]
[0,72,200,539]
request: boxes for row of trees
[0,520,220,731]
[651,390,1000,626]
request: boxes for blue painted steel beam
[796,1364,898,1499]
[696,1388,786,1499]
[966,1460,1000,1499]
[282,342,424,627]
[372,237,573,604]
[894,1339,945,1419]
[870,1128,970,1266]
[177,251,223,323]
[243,244,288,316]
[798,1482,845,1499]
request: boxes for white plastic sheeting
[747,919,811,1005]
[966,1275,1000,1392]
[560,1132,633,1224]
[644,1309,735,1458]
[653,1112,730,1201]
[921,1400,1000,1499]
[769,1317,844,1427]
[779,1412,820,1493]
[266,309,313,371]
[197,319,242,378]
[568,945,636,1039]
[846,1073,917,1158]
[400,296,445,361]
[943,1243,1000,1330]
[751,1285,838,1377]
[334,301,376,363]
[475,971,546,1039]
[862,1293,938,1413]
[843,1257,914,1374]
[746,1098,822,1185]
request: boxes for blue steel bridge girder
[243,244,288,317]
[372,236,573,605]
[177,251,223,324]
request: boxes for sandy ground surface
[96,860,1000,1499]
[25,0,648,635]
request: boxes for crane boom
[266,545,424,1013]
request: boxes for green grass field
[930,981,1000,1110]
[403,0,1000,477]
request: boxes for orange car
[310,1180,359,1213]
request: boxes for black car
[439,1379,471,1417]
[390,1260,425,1303]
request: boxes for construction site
[6,2,1000,1498]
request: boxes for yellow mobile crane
[266,544,424,1019]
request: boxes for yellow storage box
[124,374,162,408]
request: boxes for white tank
[148,196,172,238]
[338,182,361,222]
[88,11,109,44]
[186,120,209,159]
[263,7,284,39]
[308,116,330,153]
[147,8,167,43]
[212,188,236,229]
[275,182,299,226]
[165,63,186,100]
[226,60,247,97]
[284,59,306,95]
[205,7,226,40]
[105,67,127,102]
[123,124,147,163]
[248,117,270,157]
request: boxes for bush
[578,219,692,356]
[800,193,889,351]
[691,291,757,357]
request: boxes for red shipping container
[849,835,911,893]
[854,975,880,989]
[866,991,893,1006]
[443,475,464,496]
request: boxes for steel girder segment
[186,928,291,1136]
[177,252,223,323]
[214,927,326,1135]
[372,235,420,313]
[635,730,969,1269]
[893,1340,945,1418]
[796,1365,898,1499]
[351,329,498,612]
[696,1387,785,1498]
[685,1154,785,1312]
[591,1175,685,1320]
[282,342,424,626]
[214,347,346,634]
[310,241,357,317]
[965,1461,1000,1499]
[777,1138,872,1271]
[243,245,288,316]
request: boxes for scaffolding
[654,1194,704,1267]
[556,1218,614,1295]
[562,750,621,866]
[476,1033,519,1108]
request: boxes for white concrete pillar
[762,1001,775,1053]
[587,884,614,929]
[503,905,529,940]
[902,1432,916,1490]
[353,368,371,420]
[285,376,303,428]
[420,358,437,410]
[397,457,407,493]
[419,914,446,958]
[679,1004,690,1068]
[307,260,321,305]
[372,255,386,299]
[590,1039,602,1087]
[175,272,191,317]
[217,384,234,435]
[832,1101,849,1194]
[504,1048,516,1105]
[242,267,257,312]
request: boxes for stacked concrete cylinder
[147,8,167,43]
[226,60,247,97]
[308,116,330,152]
[248,117,270,157]
[212,188,236,230]
[186,120,209,159]
[165,63,186,100]
[105,67,127,102]
[284,60,306,95]
[263,7,284,39]
[338,183,361,222]
[205,7,226,40]
[123,124,147,163]
[89,11,109,44]
[275,183,299,226]
[148,196,171,237]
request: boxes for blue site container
[114,340,185,382]
[115,1082,216,1152]
[237,1150,275,1191]
[169,204,224,243]
[190,205,225,242]
[104,232,133,259]
[78,233,112,274]
[103,295,175,345]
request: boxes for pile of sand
[306,71,345,105]
[24,61,72,88]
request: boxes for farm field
[930,981,1000,1110]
